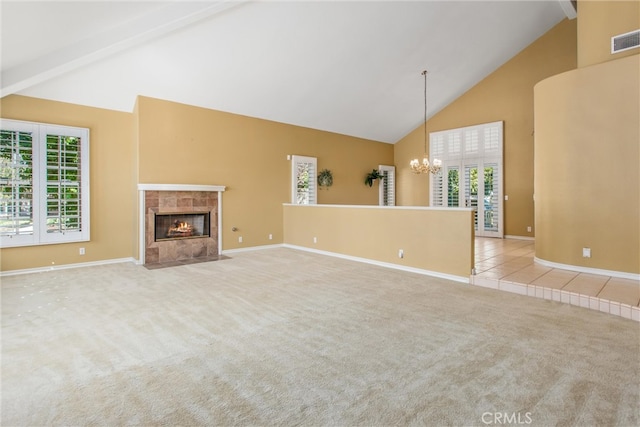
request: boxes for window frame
[0,119,90,248]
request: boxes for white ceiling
[1,1,570,143]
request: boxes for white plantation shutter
[484,126,500,153]
[0,123,37,246]
[291,155,317,205]
[44,129,84,239]
[431,134,445,159]
[448,132,462,158]
[378,165,395,206]
[430,134,445,207]
[464,129,479,156]
[1,119,90,247]
[431,172,443,207]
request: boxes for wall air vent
[611,29,640,54]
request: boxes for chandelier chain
[423,70,427,154]
[409,70,441,175]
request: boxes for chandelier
[410,70,441,174]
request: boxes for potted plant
[317,169,333,189]
[365,169,384,187]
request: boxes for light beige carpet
[1,248,638,426]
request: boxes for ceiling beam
[558,0,577,20]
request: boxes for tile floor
[471,237,640,322]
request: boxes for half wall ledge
[282,203,475,279]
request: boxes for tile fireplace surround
[138,184,225,266]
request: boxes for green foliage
[364,169,384,187]
[317,169,333,188]
[448,169,459,206]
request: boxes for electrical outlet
[238,236,243,243]
[398,249,404,259]
[269,234,273,240]
[79,247,85,255]
[313,237,317,243]
[527,226,532,232]
[582,247,591,258]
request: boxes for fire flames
[167,220,194,238]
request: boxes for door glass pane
[483,164,499,232]
[447,166,459,207]
[465,165,478,230]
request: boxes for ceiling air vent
[611,29,640,54]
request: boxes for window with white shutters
[430,121,503,237]
[1,119,90,247]
[291,155,317,205]
[378,165,395,206]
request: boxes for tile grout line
[473,238,638,321]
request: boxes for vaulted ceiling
[1,1,572,143]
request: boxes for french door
[462,162,501,237]
[431,122,503,238]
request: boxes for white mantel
[137,184,226,192]
[137,184,226,264]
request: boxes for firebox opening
[155,212,211,242]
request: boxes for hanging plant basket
[317,169,333,189]
[365,169,384,187]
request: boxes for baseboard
[534,257,640,281]
[504,235,535,241]
[282,244,468,284]
[222,244,285,255]
[0,257,137,277]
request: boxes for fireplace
[138,184,225,266]
[155,212,210,241]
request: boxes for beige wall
[394,19,577,238]
[136,96,393,252]
[577,0,640,68]
[0,95,393,271]
[0,95,137,271]
[534,54,639,274]
[283,204,475,279]
[532,0,639,274]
